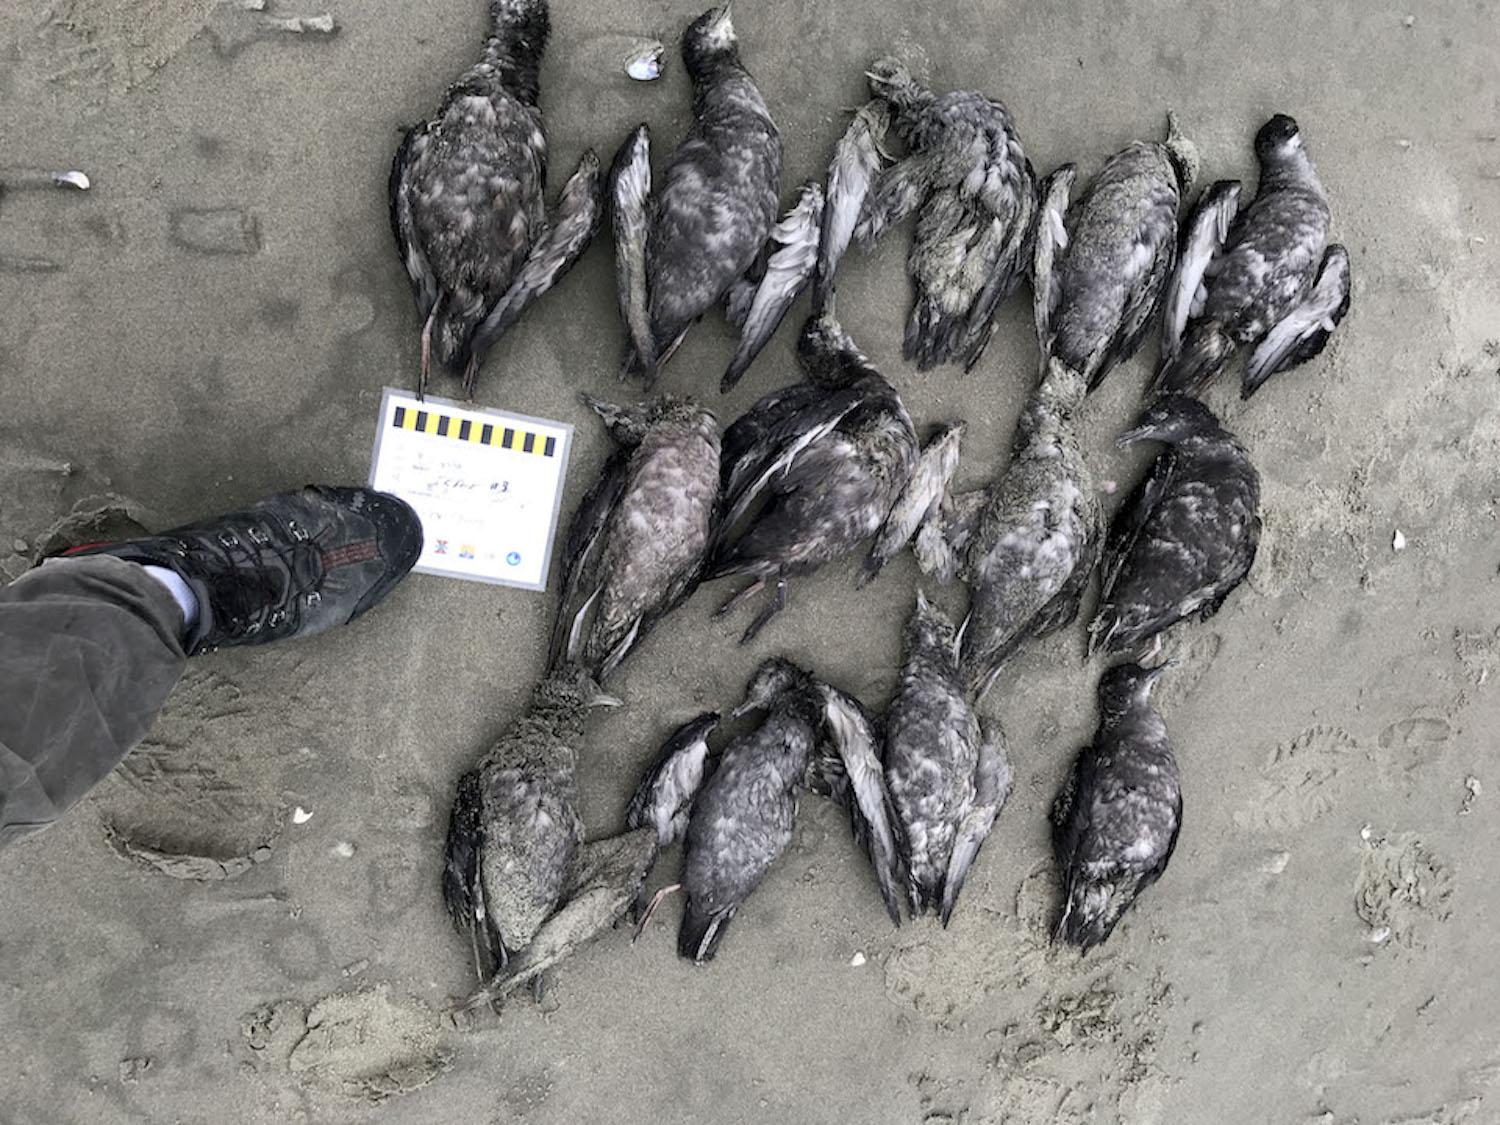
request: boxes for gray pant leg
[0,555,186,848]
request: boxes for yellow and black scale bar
[392,405,557,457]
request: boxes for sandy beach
[2,0,1499,1121]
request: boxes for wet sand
[2,1,1499,1121]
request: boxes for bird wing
[388,122,439,316]
[865,421,965,583]
[442,768,503,980]
[1160,179,1241,369]
[940,719,1013,925]
[1098,448,1174,606]
[721,181,825,392]
[548,449,631,673]
[716,393,862,546]
[1032,163,1077,360]
[820,685,904,926]
[1242,243,1351,398]
[914,487,986,583]
[469,150,605,366]
[816,100,890,307]
[625,712,719,847]
[610,125,656,376]
[855,150,938,246]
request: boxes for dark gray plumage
[1052,662,1180,951]
[389,0,602,398]
[609,4,784,387]
[625,712,721,849]
[855,57,1036,372]
[1089,395,1261,657]
[709,307,918,642]
[677,659,823,962]
[549,394,721,681]
[884,592,1012,924]
[1154,113,1351,399]
[912,359,1101,700]
[441,666,621,982]
[1035,115,1199,392]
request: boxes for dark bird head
[796,304,884,390]
[732,656,813,717]
[535,664,623,712]
[1095,661,1172,721]
[682,3,739,76]
[1162,111,1200,194]
[907,589,961,664]
[865,56,926,115]
[1253,113,1303,161]
[1116,394,1222,448]
[485,0,551,104]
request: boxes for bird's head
[1116,394,1221,448]
[1096,661,1173,718]
[908,588,960,662]
[866,55,921,107]
[682,3,738,74]
[732,656,810,718]
[1254,113,1303,162]
[1163,111,1200,194]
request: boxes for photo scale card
[368,387,572,589]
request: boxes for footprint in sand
[240,986,451,1103]
[1234,727,1360,832]
[1354,830,1454,950]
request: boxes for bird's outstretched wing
[1159,179,1241,370]
[610,125,656,379]
[1242,243,1351,398]
[820,685,904,926]
[722,182,825,392]
[864,421,965,584]
[625,712,720,848]
[1032,163,1077,361]
[469,150,605,365]
[816,101,890,309]
[548,449,631,673]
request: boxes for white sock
[142,565,199,633]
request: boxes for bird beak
[1142,660,1177,692]
[593,691,624,709]
[1115,424,1157,448]
[1240,369,1272,401]
[730,698,761,720]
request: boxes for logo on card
[459,544,476,560]
[506,551,522,567]
[434,539,449,555]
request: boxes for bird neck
[483,0,549,104]
[1259,149,1321,194]
[1017,360,1085,440]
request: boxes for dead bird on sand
[902,358,1100,701]
[442,666,655,1006]
[884,591,1012,923]
[673,659,826,961]
[610,4,794,390]
[1033,115,1199,393]
[390,0,603,399]
[550,395,721,681]
[1089,395,1260,658]
[1052,661,1180,952]
[853,57,1036,372]
[709,306,917,642]
[1154,113,1351,400]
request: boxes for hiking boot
[65,485,423,654]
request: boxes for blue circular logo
[506,551,521,567]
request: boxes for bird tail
[1054,871,1138,953]
[903,293,968,372]
[1150,320,1235,398]
[678,900,736,963]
